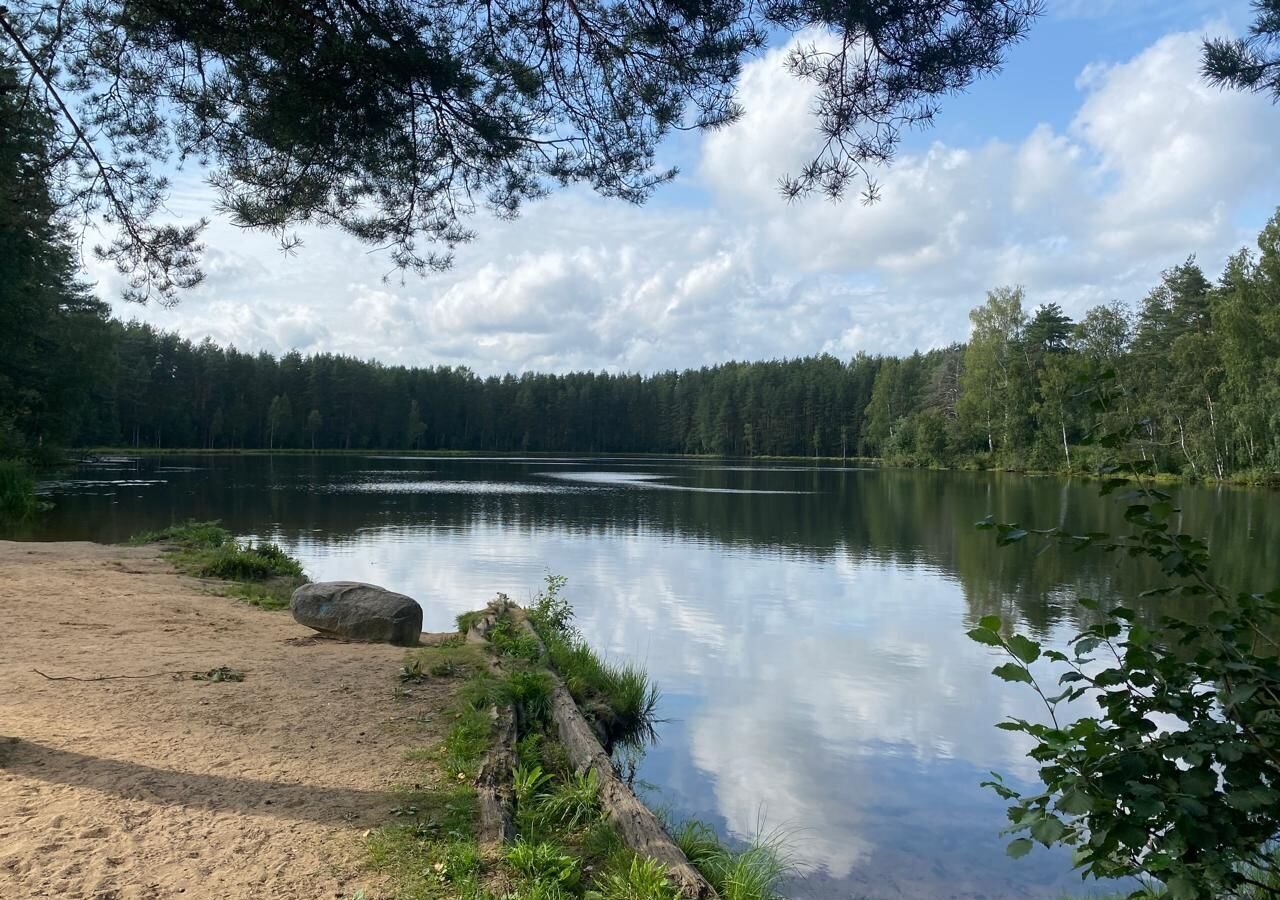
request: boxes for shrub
[197,541,303,580]
[972,405,1280,897]
[529,574,577,638]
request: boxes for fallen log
[465,598,519,847]
[504,608,719,900]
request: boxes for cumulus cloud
[105,24,1280,373]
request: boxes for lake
[9,455,1279,899]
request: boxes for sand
[0,540,455,900]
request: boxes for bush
[973,415,1280,897]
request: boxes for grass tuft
[127,520,306,610]
[588,855,680,900]
[505,838,581,889]
[673,822,793,900]
[128,519,231,548]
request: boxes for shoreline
[59,446,1280,490]
[0,539,458,899]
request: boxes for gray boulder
[290,581,422,645]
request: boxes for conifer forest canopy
[2,1,1277,304]
[0,0,1050,303]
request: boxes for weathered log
[474,701,517,846]
[505,609,718,900]
[465,597,520,847]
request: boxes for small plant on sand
[400,660,426,683]
[192,666,244,682]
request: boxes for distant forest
[6,212,1279,481]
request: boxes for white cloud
[104,25,1280,373]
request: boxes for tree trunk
[1060,418,1071,471]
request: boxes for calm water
[10,455,1280,899]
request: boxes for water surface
[11,455,1279,899]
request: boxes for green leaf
[978,615,1002,631]
[1166,876,1198,900]
[967,627,1003,647]
[1057,789,1093,815]
[1030,815,1067,846]
[1006,634,1041,664]
[992,663,1033,684]
[1006,838,1034,859]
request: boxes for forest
[5,45,1280,483]
[4,208,1279,482]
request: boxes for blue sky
[96,1,1280,375]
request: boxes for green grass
[0,459,43,519]
[673,822,792,900]
[541,630,659,750]
[367,660,498,900]
[367,785,483,900]
[589,855,681,900]
[539,770,602,832]
[127,519,306,610]
[504,839,581,889]
[456,610,484,633]
[504,670,554,729]
[127,519,233,548]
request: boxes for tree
[307,409,323,450]
[267,394,293,450]
[1203,0,1280,100]
[0,1,1043,302]
[0,63,111,457]
[972,430,1280,897]
[958,286,1031,456]
[1024,303,1073,360]
[407,399,426,449]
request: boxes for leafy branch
[971,376,1280,898]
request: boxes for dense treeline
[23,211,1274,483]
[0,65,113,463]
[5,41,1280,480]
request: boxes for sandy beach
[0,540,452,900]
